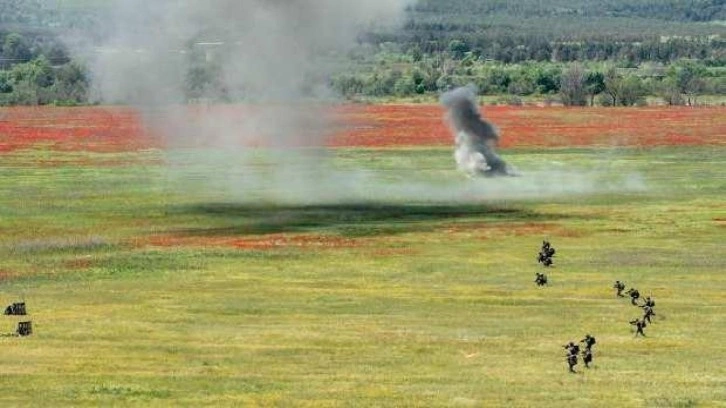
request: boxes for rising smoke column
[440,86,513,177]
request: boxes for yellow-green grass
[1,146,724,406]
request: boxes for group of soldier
[534,240,555,286]
[3,301,32,337]
[537,240,556,267]
[614,280,657,337]
[532,241,663,372]
[532,241,597,373]
[4,302,26,316]
[563,334,597,373]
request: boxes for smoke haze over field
[68,0,644,204]
[86,0,412,105]
[78,0,420,200]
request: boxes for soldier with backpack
[563,341,580,373]
[627,288,641,306]
[580,334,596,351]
[642,305,656,324]
[630,318,647,337]
[582,347,593,368]
[538,240,556,267]
[643,296,655,308]
[534,272,548,286]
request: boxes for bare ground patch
[137,233,365,251]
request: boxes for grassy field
[1,121,725,405]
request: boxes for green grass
[0,146,725,406]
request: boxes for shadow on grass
[168,203,581,237]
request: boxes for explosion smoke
[440,86,514,177]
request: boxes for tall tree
[560,64,587,106]
[584,71,605,106]
[672,61,707,106]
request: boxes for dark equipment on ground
[627,288,641,305]
[613,280,626,297]
[538,240,556,267]
[534,272,548,286]
[630,318,647,337]
[4,302,27,316]
[16,321,32,337]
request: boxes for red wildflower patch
[0,106,160,153]
[1,104,723,153]
[331,105,725,148]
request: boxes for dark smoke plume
[440,86,514,177]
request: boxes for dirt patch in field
[0,269,16,281]
[135,222,582,252]
[714,218,726,227]
[138,233,364,250]
[440,221,584,239]
[34,157,163,168]
[369,247,420,256]
[64,256,96,270]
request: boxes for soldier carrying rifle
[563,341,580,373]
[630,318,647,337]
[642,304,656,324]
[534,272,548,286]
[538,240,556,267]
[626,288,641,306]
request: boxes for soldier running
[642,296,655,308]
[535,272,548,286]
[580,334,596,351]
[613,280,626,297]
[642,305,656,323]
[627,288,641,306]
[538,240,556,267]
[582,347,593,368]
[563,342,580,373]
[630,318,647,337]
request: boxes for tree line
[0,32,88,105]
[330,54,723,106]
[1,0,724,106]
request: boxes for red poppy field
[1,104,723,153]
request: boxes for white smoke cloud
[86,0,412,105]
[70,0,644,205]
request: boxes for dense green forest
[0,0,724,105]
